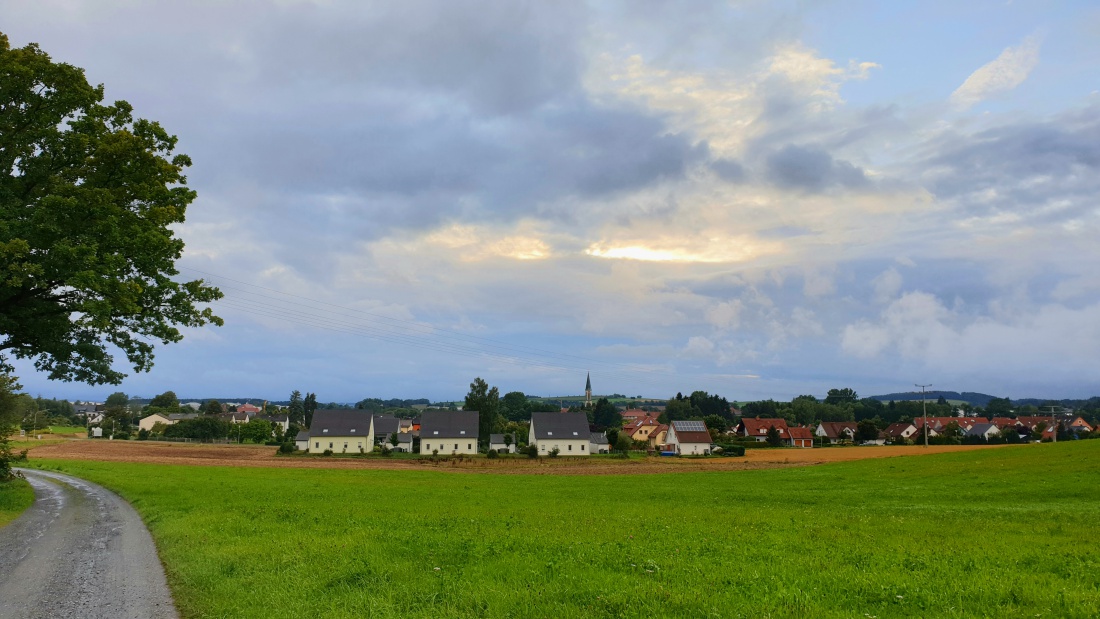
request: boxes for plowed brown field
[24,439,1008,475]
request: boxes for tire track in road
[0,469,178,619]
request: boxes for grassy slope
[0,478,34,528]
[29,442,1100,618]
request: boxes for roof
[585,372,591,391]
[817,421,857,439]
[258,414,288,423]
[489,433,510,444]
[167,412,200,421]
[966,423,998,437]
[885,422,916,437]
[590,433,609,444]
[294,430,309,441]
[741,418,789,436]
[420,410,479,439]
[309,409,374,437]
[373,415,401,438]
[670,419,711,444]
[787,426,814,440]
[531,412,591,440]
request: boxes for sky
[5,0,1100,403]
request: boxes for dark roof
[419,410,479,439]
[167,412,200,421]
[670,419,711,444]
[530,412,590,440]
[294,430,309,441]
[489,433,507,444]
[589,433,609,444]
[309,410,374,437]
[966,423,997,436]
[373,415,401,437]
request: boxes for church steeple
[585,372,592,407]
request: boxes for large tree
[592,397,621,430]
[288,390,304,425]
[149,390,179,412]
[303,392,318,427]
[0,33,222,385]
[464,377,501,447]
[824,388,858,406]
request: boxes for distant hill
[868,391,999,406]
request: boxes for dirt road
[0,469,177,619]
[25,439,1007,475]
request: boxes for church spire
[585,372,592,407]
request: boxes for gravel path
[0,469,178,619]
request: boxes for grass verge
[0,478,34,528]
[27,441,1100,618]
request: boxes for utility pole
[1042,405,1059,443]
[916,384,932,447]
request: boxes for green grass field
[0,478,34,528]
[27,441,1100,618]
[46,425,86,434]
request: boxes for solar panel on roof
[676,420,706,431]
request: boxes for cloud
[871,268,903,303]
[951,36,1041,108]
[919,103,1100,224]
[765,144,867,192]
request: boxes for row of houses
[138,410,290,433]
[294,410,714,456]
[734,415,1097,446]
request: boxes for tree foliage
[464,377,501,446]
[0,33,222,385]
[288,390,304,425]
[500,391,531,421]
[304,392,317,427]
[592,397,621,430]
[824,388,858,406]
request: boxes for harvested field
[25,439,1007,474]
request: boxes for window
[350,429,356,433]
[344,442,348,450]
[467,443,472,450]
[547,431,553,436]
[568,444,572,451]
[573,431,578,436]
[581,445,585,451]
[425,443,430,450]
[322,429,329,433]
[454,443,458,450]
[433,431,439,435]
[315,442,319,449]
[540,444,546,451]
[329,442,333,449]
[460,430,466,435]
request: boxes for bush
[524,445,539,459]
[322,449,333,456]
[137,428,150,441]
[486,449,499,459]
[549,447,560,458]
[278,442,296,454]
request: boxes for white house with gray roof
[308,409,375,454]
[489,433,516,453]
[529,412,591,456]
[419,410,479,455]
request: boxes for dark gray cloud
[921,104,1100,222]
[710,157,746,183]
[765,144,867,192]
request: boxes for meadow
[25,441,1100,618]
